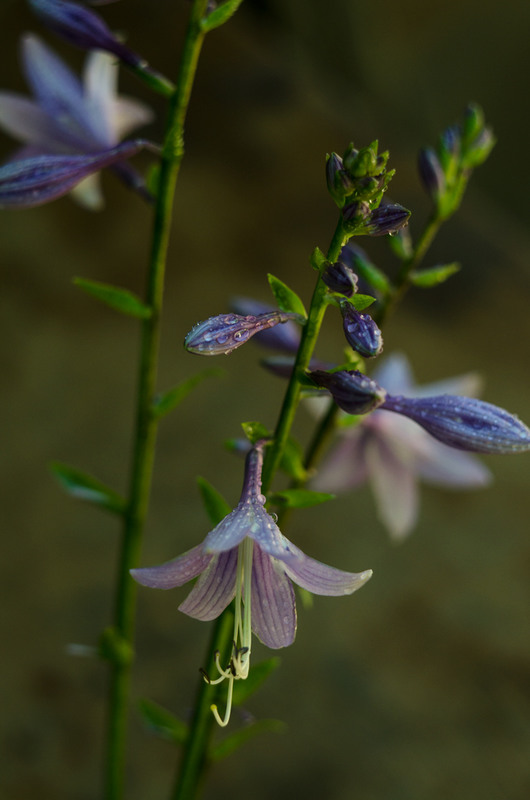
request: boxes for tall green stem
[104,3,209,798]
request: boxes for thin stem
[262,218,347,492]
[104,3,210,799]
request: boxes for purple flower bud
[341,199,371,231]
[308,369,387,415]
[184,311,303,356]
[363,202,411,237]
[418,147,446,202]
[230,297,301,352]
[322,261,359,297]
[340,300,383,358]
[381,394,530,455]
[0,140,147,208]
[28,0,144,68]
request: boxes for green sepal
[73,278,151,319]
[201,0,244,31]
[138,698,188,745]
[241,421,271,445]
[267,273,307,317]
[197,477,232,526]
[309,246,327,271]
[99,627,133,666]
[153,368,224,420]
[50,462,126,514]
[210,718,286,762]
[409,262,460,287]
[232,657,281,706]
[269,489,335,509]
[343,293,377,312]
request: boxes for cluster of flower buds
[308,366,530,456]
[326,140,410,237]
[417,103,495,219]
[184,311,304,356]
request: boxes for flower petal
[21,35,84,120]
[414,440,492,487]
[130,544,211,589]
[312,431,368,492]
[250,545,296,648]
[178,549,238,621]
[83,49,118,146]
[366,434,419,540]
[0,93,73,151]
[281,542,372,596]
[69,172,105,209]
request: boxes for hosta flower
[312,354,501,540]
[132,440,372,725]
[0,35,153,208]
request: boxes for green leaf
[74,277,152,319]
[346,293,376,312]
[197,477,231,525]
[269,489,335,509]
[232,657,281,706]
[241,421,271,445]
[267,273,307,317]
[201,0,244,31]
[309,246,327,271]
[153,368,224,420]
[210,718,286,762]
[351,255,392,295]
[279,438,308,482]
[138,699,188,745]
[409,262,461,287]
[99,627,133,666]
[50,462,126,514]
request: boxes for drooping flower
[0,35,153,208]
[132,440,372,725]
[312,354,504,540]
[184,310,304,356]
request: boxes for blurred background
[1,1,530,798]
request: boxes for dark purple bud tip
[418,147,446,201]
[184,311,303,356]
[28,0,144,68]
[309,369,387,415]
[363,203,411,237]
[381,394,530,455]
[322,261,359,297]
[340,300,383,358]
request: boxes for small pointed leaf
[197,477,232,525]
[74,277,152,319]
[153,368,224,420]
[409,262,461,288]
[345,293,376,312]
[310,246,327,271]
[269,489,336,509]
[138,699,188,745]
[50,462,126,514]
[241,421,271,445]
[267,274,307,317]
[201,0,245,31]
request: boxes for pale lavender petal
[311,431,368,492]
[409,373,483,399]
[281,542,372,596]
[415,440,492,487]
[250,545,296,648]
[22,35,84,119]
[372,352,415,394]
[0,94,74,150]
[69,172,104,209]
[130,544,211,589]
[83,50,118,146]
[205,502,295,561]
[203,506,251,552]
[110,96,154,141]
[366,435,419,540]
[178,549,238,621]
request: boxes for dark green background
[1,1,529,798]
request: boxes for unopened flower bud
[184,311,303,356]
[340,300,383,358]
[322,261,358,297]
[462,127,496,168]
[342,199,371,231]
[381,394,530,454]
[309,369,387,415]
[418,147,446,203]
[362,203,411,237]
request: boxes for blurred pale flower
[0,35,153,208]
[132,440,372,725]
[312,354,494,540]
